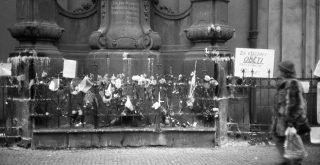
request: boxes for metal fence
[0,74,219,131]
[227,76,319,132]
[1,74,319,133]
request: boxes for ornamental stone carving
[185,24,234,42]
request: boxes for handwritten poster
[234,48,275,78]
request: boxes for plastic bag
[284,127,308,160]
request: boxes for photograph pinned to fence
[0,63,12,76]
[63,59,77,78]
[234,48,275,78]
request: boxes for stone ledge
[33,127,216,134]
[32,127,216,149]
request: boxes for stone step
[32,127,216,149]
[0,127,21,136]
[0,136,21,147]
[0,127,22,147]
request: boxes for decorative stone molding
[151,0,191,20]
[139,31,161,50]
[8,21,64,42]
[89,30,107,49]
[185,24,234,42]
[55,0,99,19]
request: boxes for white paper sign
[63,59,77,78]
[0,63,12,76]
[313,60,320,77]
[300,81,310,93]
[234,48,275,78]
[310,127,320,144]
[317,82,320,124]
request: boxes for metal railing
[1,74,219,131]
[226,75,320,133]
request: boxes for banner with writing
[234,48,275,78]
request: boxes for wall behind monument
[54,0,100,74]
[151,0,192,75]
[3,0,319,78]
[227,0,250,55]
[0,0,17,62]
[228,0,320,78]
[266,0,319,78]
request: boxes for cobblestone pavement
[0,143,319,165]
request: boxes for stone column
[7,0,64,144]
[184,0,234,59]
[88,0,161,76]
[184,0,234,145]
[9,0,64,57]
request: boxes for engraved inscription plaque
[107,0,144,49]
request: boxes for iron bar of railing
[68,88,72,129]
[57,91,60,128]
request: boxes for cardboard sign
[314,60,320,77]
[0,63,12,76]
[234,48,275,78]
[63,59,77,78]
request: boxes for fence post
[155,63,162,132]
[249,76,256,127]
[1,81,5,127]
[92,60,98,129]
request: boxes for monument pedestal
[88,0,161,76]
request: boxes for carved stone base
[87,50,160,77]
[8,21,64,58]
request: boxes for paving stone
[0,144,319,165]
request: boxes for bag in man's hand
[284,127,308,160]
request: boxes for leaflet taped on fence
[63,59,77,78]
[0,63,12,76]
[234,48,275,78]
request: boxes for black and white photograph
[0,0,320,164]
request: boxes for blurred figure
[271,60,309,165]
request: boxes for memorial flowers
[28,71,220,128]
